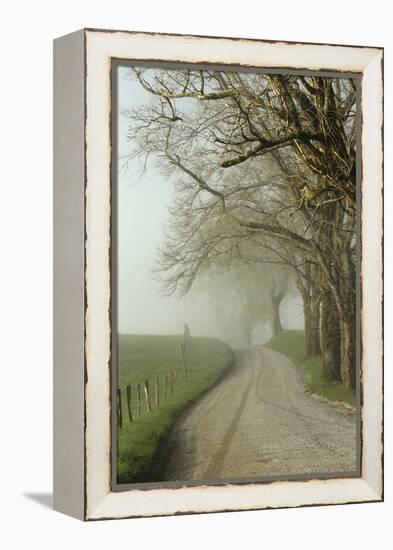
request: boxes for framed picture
[53,28,383,520]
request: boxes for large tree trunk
[309,266,321,356]
[296,265,312,356]
[298,265,320,358]
[320,285,341,381]
[318,268,356,390]
[303,293,312,356]
[270,275,287,339]
[310,289,321,355]
[338,254,356,390]
[337,248,357,391]
[339,309,356,390]
[313,201,356,389]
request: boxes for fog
[117,66,304,347]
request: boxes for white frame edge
[53,29,86,521]
[82,30,383,520]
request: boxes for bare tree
[123,67,357,390]
[196,262,289,348]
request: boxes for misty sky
[116,65,303,345]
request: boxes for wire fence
[117,324,191,428]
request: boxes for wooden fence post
[184,323,190,347]
[144,380,152,412]
[171,370,175,396]
[155,376,160,408]
[136,383,141,417]
[117,388,123,428]
[164,375,168,400]
[126,384,133,422]
[181,343,187,380]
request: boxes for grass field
[117,334,234,484]
[266,330,356,407]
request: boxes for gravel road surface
[158,347,357,481]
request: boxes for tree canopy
[122,66,358,390]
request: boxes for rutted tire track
[157,346,357,481]
[204,352,255,478]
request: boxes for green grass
[265,330,356,408]
[117,334,234,484]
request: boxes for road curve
[157,347,357,481]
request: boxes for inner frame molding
[110,60,363,492]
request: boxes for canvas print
[113,64,359,486]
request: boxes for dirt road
[158,347,357,481]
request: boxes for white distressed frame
[57,29,383,520]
